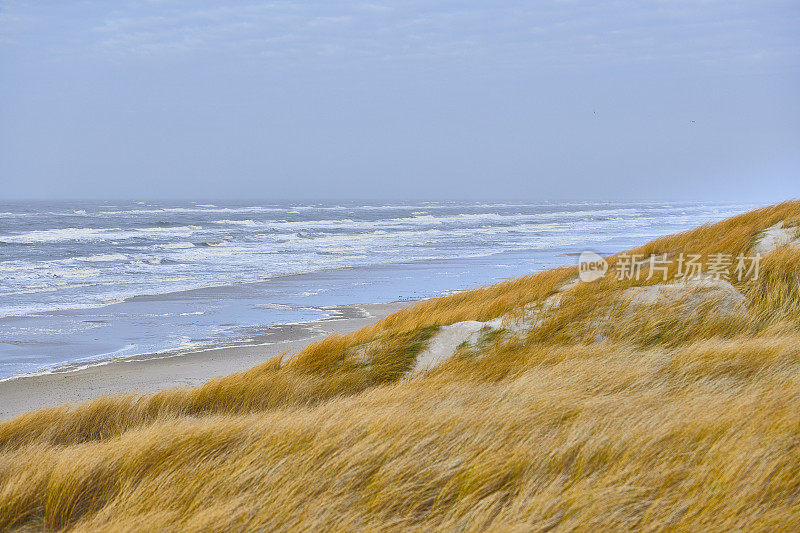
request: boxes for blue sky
[1,1,798,201]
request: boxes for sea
[0,200,754,379]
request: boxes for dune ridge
[1,201,800,531]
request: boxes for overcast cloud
[1,1,798,200]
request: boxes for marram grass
[2,201,800,531]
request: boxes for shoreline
[0,249,550,380]
[0,300,415,420]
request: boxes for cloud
[2,0,797,71]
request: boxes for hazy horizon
[1,1,798,202]
[0,198,780,206]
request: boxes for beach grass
[1,201,800,530]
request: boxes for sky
[1,0,798,202]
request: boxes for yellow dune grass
[1,201,800,531]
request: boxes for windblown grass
[1,201,800,531]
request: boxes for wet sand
[0,300,413,420]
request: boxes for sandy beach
[0,300,412,420]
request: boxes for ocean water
[0,200,753,379]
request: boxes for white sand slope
[411,318,502,375]
[622,278,747,315]
[753,222,800,254]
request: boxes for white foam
[0,227,116,243]
[212,219,258,226]
[134,225,201,237]
[74,253,128,262]
[96,206,286,216]
[159,242,195,249]
[0,224,201,244]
